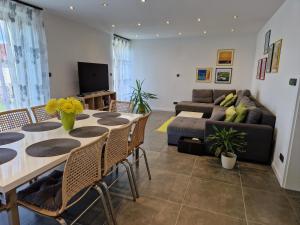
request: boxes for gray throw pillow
[246,107,262,124]
[211,111,226,121]
[214,95,225,105]
[239,96,256,108]
[236,89,252,106]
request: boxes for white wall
[250,0,300,188]
[44,12,112,98]
[132,35,256,111]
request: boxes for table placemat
[97,117,130,126]
[93,112,121,118]
[0,132,25,146]
[69,126,109,138]
[0,148,17,165]
[22,122,62,132]
[26,138,81,157]
[76,114,90,120]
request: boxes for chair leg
[56,217,67,225]
[139,147,152,180]
[124,160,140,198]
[94,185,114,225]
[121,162,137,201]
[99,181,118,225]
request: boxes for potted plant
[130,80,158,114]
[206,126,247,169]
[45,97,84,131]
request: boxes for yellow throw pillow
[220,93,234,107]
[234,103,248,123]
[225,106,237,122]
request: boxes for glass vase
[60,112,75,131]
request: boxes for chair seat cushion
[18,170,63,212]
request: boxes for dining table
[0,110,141,225]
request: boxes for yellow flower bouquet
[45,97,84,131]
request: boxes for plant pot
[60,112,75,131]
[221,152,237,169]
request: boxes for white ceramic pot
[221,152,237,169]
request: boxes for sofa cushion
[192,89,213,103]
[220,93,234,107]
[224,95,238,107]
[239,96,256,109]
[211,111,225,121]
[213,89,236,101]
[214,95,225,105]
[225,106,237,122]
[246,108,262,124]
[236,90,251,106]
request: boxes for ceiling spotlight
[231,28,235,32]
[178,32,182,36]
[137,23,142,27]
[197,18,201,22]
[112,24,115,28]
[141,0,147,2]
[102,2,108,7]
[166,20,170,25]
[233,15,238,19]
[203,30,207,34]
[156,34,160,37]
[69,6,75,10]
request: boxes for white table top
[0,110,141,193]
[177,111,204,118]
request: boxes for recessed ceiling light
[141,0,147,2]
[166,20,170,25]
[231,28,235,32]
[69,6,75,10]
[135,34,139,38]
[197,18,201,22]
[203,30,207,34]
[102,2,108,7]
[137,23,142,27]
[112,24,115,28]
[233,15,238,19]
[178,32,182,36]
[156,34,160,37]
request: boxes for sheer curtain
[112,36,132,101]
[0,0,49,111]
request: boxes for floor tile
[176,205,246,225]
[244,188,299,225]
[192,157,241,185]
[140,168,190,203]
[287,196,300,222]
[183,177,245,219]
[116,196,180,225]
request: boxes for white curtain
[0,0,49,111]
[112,36,132,101]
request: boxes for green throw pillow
[234,103,248,123]
[224,95,237,107]
[220,93,234,107]
[225,106,237,122]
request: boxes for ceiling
[24,0,285,39]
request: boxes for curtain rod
[113,34,131,42]
[11,0,43,11]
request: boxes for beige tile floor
[1,111,300,225]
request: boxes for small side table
[177,137,206,156]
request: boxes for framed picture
[196,67,212,82]
[215,68,232,84]
[217,49,234,66]
[257,59,262,79]
[264,30,271,54]
[271,39,282,73]
[259,58,267,80]
[266,43,274,73]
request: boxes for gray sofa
[168,89,276,164]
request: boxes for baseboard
[151,107,174,112]
[271,161,284,187]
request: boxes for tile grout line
[238,165,249,225]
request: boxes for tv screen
[78,62,109,94]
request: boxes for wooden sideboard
[77,91,116,111]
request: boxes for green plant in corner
[130,80,158,114]
[207,126,247,157]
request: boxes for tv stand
[77,91,116,111]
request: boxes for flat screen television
[78,62,109,94]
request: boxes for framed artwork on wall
[264,30,271,54]
[196,67,212,83]
[271,39,283,73]
[257,59,262,79]
[266,43,274,73]
[216,49,234,66]
[215,68,232,84]
[260,58,267,80]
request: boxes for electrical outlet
[289,78,297,86]
[279,153,284,163]
[173,101,178,105]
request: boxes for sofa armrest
[205,120,274,164]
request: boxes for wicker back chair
[109,100,133,113]
[0,108,32,132]
[31,105,57,122]
[17,134,116,225]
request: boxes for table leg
[135,148,140,167]
[6,189,20,225]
